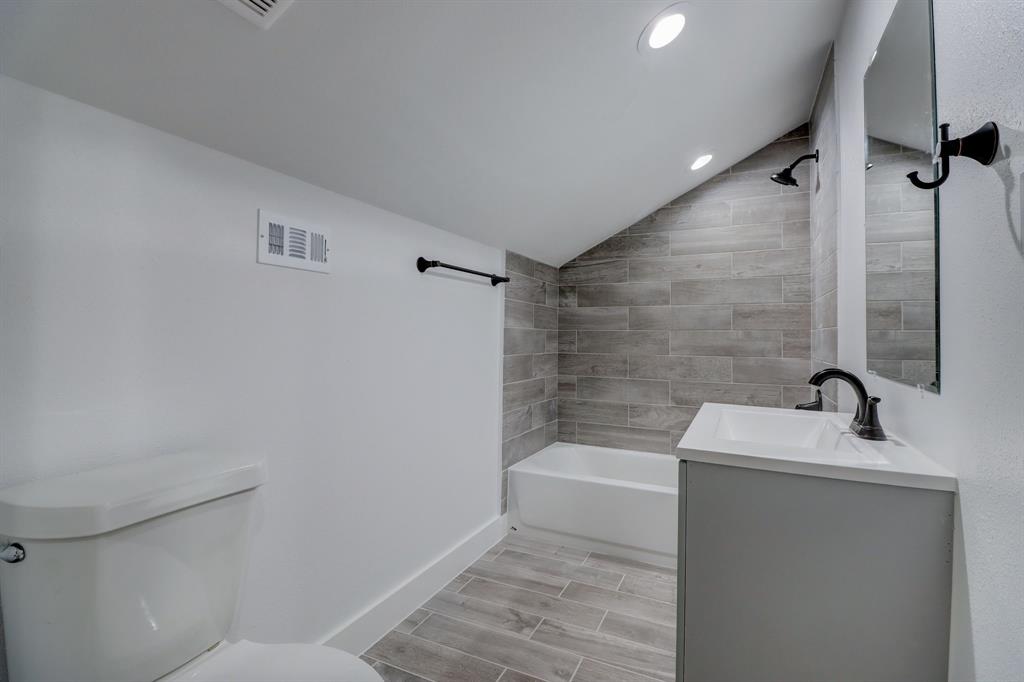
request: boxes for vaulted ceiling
[0,0,844,265]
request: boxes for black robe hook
[907,121,1000,190]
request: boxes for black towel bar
[417,257,509,286]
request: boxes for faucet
[794,368,887,441]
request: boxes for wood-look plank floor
[362,534,677,682]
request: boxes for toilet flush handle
[0,542,25,564]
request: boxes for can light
[638,3,687,53]
[649,13,685,49]
[690,154,713,171]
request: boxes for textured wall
[864,137,937,387]
[501,251,559,511]
[833,1,1024,678]
[556,126,814,454]
[809,49,841,410]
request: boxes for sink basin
[713,408,887,464]
[677,403,956,492]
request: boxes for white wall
[0,75,504,646]
[833,2,1024,679]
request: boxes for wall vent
[257,210,331,273]
[217,0,294,30]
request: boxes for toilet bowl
[163,640,381,682]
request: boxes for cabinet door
[682,462,953,682]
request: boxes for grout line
[527,616,545,640]
[401,627,525,680]
[365,655,443,682]
[407,608,435,636]
[596,610,609,632]
[616,573,626,591]
[568,656,585,682]
[579,658,666,682]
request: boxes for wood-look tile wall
[556,125,815,454]
[810,49,840,410]
[502,251,559,511]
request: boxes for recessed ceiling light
[690,154,713,171]
[649,13,685,48]
[638,3,687,52]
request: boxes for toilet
[0,452,381,682]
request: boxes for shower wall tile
[557,125,814,453]
[732,248,810,277]
[733,303,812,331]
[577,330,669,355]
[558,307,629,330]
[782,275,812,303]
[575,423,673,454]
[559,259,628,285]
[668,223,782,255]
[670,277,783,304]
[733,357,813,385]
[670,381,782,408]
[575,282,670,307]
[669,330,782,358]
[557,353,629,377]
[627,305,733,330]
[627,253,732,282]
[578,234,670,260]
[502,251,562,511]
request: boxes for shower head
[769,149,819,188]
[770,167,798,186]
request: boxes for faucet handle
[794,390,823,411]
[851,396,887,441]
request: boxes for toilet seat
[164,640,382,682]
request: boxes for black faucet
[794,368,887,441]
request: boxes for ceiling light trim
[638,2,688,53]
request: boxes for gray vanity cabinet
[676,460,954,682]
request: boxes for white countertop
[675,403,957,492]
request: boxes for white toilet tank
[0,452,267,682]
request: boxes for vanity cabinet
[676,460,954,682]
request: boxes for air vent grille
[257,210,331,274]
[217,0,294,29]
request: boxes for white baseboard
[319,514,508,654]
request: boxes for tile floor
[362,534,677,682]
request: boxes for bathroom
[0,0,1020,680]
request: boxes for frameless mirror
[863,0,939,392]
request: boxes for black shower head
[770,149,819,188]
[770,167,799,187]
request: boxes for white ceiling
[0,0,844,265]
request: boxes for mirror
[863,0,939,392]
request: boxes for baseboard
[319,514,508,654]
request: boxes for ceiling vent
[217,0,294,29]
[257,210,331,274]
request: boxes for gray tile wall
[865,137,937,387]
[502,251,559,511]
[809,47,840,410]
[556,125,814,454]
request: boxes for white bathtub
[507,443,678,565]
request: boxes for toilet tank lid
[0,452,267,539]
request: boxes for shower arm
[786,151,819,172]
